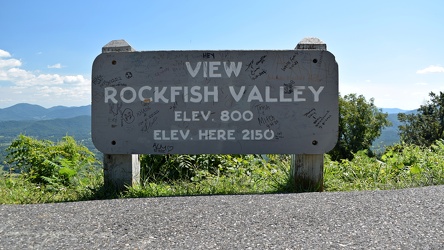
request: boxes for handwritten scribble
[96,76,124,88]
[281,53,299,71]
[304,108,331,129]
[122,108,135,124]
[109,102,123,116]
[137,105,152,117]
[254,104,283,139]
[153,143,174,153]
[255,104,278,128]
[283,80,295,94]
[169,101,178,111]
[255,104,270,115]
[245,55,267,80]
[92,75,104,85]
[203,52,215,59]
[258,115,279,129]
[139,110,160,132]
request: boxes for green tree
[329,94,391,160]
[398,91,444,146]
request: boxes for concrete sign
[92,50,338,154]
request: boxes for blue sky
[0,0,443,110]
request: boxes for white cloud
[416,65,444,74]
[0,49,91,108]
[0,58,22,68]
[1,68,33,82]
[0,49,11,58]
[64,75,86,83]
[47,63,62,69]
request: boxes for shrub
[5,135,99,187]
[324,140,444,191]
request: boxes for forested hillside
[372,110,417,151]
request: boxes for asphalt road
[1,185,443,249]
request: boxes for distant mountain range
[381,108,410,114]
[0,103,91,121]
[0,115,92,139]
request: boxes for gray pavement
[1,185,443,249]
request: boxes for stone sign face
[91,50,338,154]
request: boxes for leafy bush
[324,140,444,191]
[381,140,444,186]
[5,135,99,187]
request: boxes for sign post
[291,38,330,192]
[93,38,338,191]
[101,40,139,191]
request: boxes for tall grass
[124,154,292,198]
[0,170,104,204]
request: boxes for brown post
[290,37,327,192]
